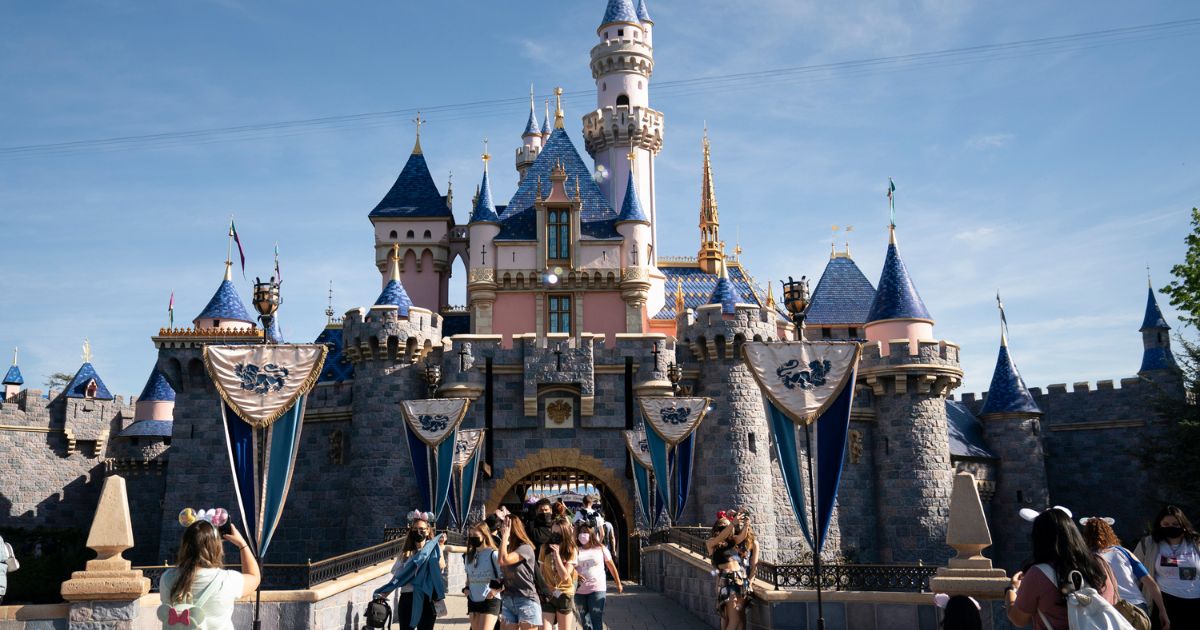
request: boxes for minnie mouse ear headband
[1019,505,1073,522]
[1079,516,1115,526]
[934,593,981,611]
[407,510,435,524]
[178,507,229,528]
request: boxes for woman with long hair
[706,511,751,630]
[572,522,622,630]
[1134,505,1200,628]
[462,522,503,630]
[1082,516,1169,629]
[1006,508,1117,629]
[538,517,577,630]
[378,516,444,630]
[498,510,542,630]
[158,521,260,630]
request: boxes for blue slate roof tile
[496,128,620,241]
[1140,287,1170,331]
[541,113,551,135]
[946,401,997,459]
[119,420,173,438]
[375,280,413,316]
[138,369,175,402]
[314,326,355,383]
[442,312,471,337]
[708,271,738,315]
[470,168,501,224]
[615,171,648,223]
[523,106,540,137]
[654,264,787,321]
[635,0,652,22]
[1140,347,1179,372]
[979,344,1040,415]
[368,151,452,219]
[196,280,253,324]
[266,317,285,343]
[65,362,114,400]
[3,364,23,385]
[601,0,639,26]
[866,241,932,323]
[806,256,876,325]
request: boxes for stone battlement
[581,105,664,155]
[341,305,442,364]
[956,375,1148,405]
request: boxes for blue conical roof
[138,369,175,402]
[470,167,501,224]
[3,364,23,386]
[636,0,652,22]
[541,112,551,135]
[980,344,1040,415]
[707,267,738,315]
[806,256,877,326]
[368,150,450,218]
[266,317,285,343]
[601,0,639,26]
[616,170,648,223]
[866,238,932,323]
[65,363,114,400]
[523,105,540,137]
[196,278,253,324]
[1140,287,1170,331]
[375,280,413,316]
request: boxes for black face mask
[1161,526,1185,539]
[469,536,483,547]
[547,532,564,545]
[537,513,553,525]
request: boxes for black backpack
[364,595,391,629]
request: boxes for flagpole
[804,421,826,630]
[227,215,234,267]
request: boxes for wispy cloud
[952,226,998,243]
[965,132,1013,150]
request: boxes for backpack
[2,542,17,572]
[364,595,391,629]
[1034,564,1134,630]
[156,573,225,629]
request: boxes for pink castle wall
[493,293,536,347]
[135,400,175,421]
[583,292,628,340]
[400,249,442,313]
[864,320,934,354]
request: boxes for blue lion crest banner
[636,397,710,526]
[448,429,485,530]
[743,341,860,553]
[204,344,328,559]
[401,398,470,521]
[623,428,656,532]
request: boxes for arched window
[406,230,415,239]
[602,82,607,91]
[423,229,432,239]
[616,94,629,107]
[547,210,571,261]
[389,230,397,239]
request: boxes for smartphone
[219,522,233,537]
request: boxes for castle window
[389,230,397,239]
[821,327,832,339]
[548,294,572,334]
[616,94,629,107]
[547,209,571,261]
[406,230,415,239]
[617,28,624,37]
[423,229,432,239]
[602,82,607,91]
[604,30,609,39]
[849,327,859,339]
[1158,332,1164,343]
[213,319,220,327]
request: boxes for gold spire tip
[481,137,490,165]
[412,111,425,154]
[553,87,565,129]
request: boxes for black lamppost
[423,359,442,398]
[781,276,810,338]
[666,361,683,394]
[252,276,281,345]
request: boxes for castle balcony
[582,105,664,155]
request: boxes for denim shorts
[500,595,542,625]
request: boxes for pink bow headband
[1019,505,1072,522]
[407,510,435,524]
[178,507,229,528]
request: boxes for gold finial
[674,281,685,313]
[326,281,335,322]
[11,347,17,366]
[412,111,425,155]
[536,175,543,200]
[574,175,581,200]
[844,225,854,258]
[553,87,565,129]
[627,135,637,165]
[82,338,92,363]
[389,243,401,283]
[481,137,490,166]
[766,282,776,309]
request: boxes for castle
[0,0,1184,580]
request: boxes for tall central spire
[697,128,724,274]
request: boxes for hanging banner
[450,430,485,528]
[638,397,710,446]
[401,398,470,446]
[205,344,326,429]
[743,341,860,553]
[401,398,470,521]
[636,397,710,527]
[624,428,655,531]
[210,344,327,558]
[622,428,653,470]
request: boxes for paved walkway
[401,584,708,629]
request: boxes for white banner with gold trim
[401,398,470,447]
[742,341,860,425]
[204,344,328,429]
[623,429,653,469]
[454,429,485,471]
[637,397,711,446]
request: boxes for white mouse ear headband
[934,593,981,611]
[407,510,434,524]
[1079,516,1115,527]
[1020,505,1072,522]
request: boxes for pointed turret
[541,100,551,141]
[1139,282,1179,374]
[864,227,934,350]
[3,348,22,399]
[368,135,448,219]
[697,130,725,274]
[523,93,541,138]
[516,87,545,180]
[122,367,176,437]
[635,0,652,22]
[470,156,501,224]
[707,262,738,315]
[980,310,1039,415]
[615,170,648,224]
[374,244,413,317]
[600,0,639,29]
[65,362,113,400]
[194,263,255,330]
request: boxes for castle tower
[860,226,961,563]
[541,100,551,143]
[582,0,664,262]
[467,147,502,334]
[194,263,255,330]
[515,88,544,181]
[682,262,781,559]
[696,130,725,274]
[3,348,23,400]
[133,368,176,424]
[1139,281,1179,377]
[978,305,1048,570]
[368,123,454,312]
[615,167,652,332]
[635,0,653,46]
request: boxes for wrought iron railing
[646,527,935,593]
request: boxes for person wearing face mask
[379,515,445,630]
[572,523,622,630]
[462,522,504,630]
[528,499,555,550]
[1135,505,1200,628]
[538,517,578,629]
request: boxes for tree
[1162,208,1200,329]
[43,372,72,393]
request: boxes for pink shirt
[1014,562,1117,630]
[575,546,612,595]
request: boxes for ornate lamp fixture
[422,359,442,398]
[781,276,810,333]
[666,361,683,394]
[252,276,281,344]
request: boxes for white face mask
[578,533,591,545]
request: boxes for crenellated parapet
[340,305,442,364]
[582,105,664,156]
[858,339,963,397]
[589,37,654,80]
[520,333,597,416]
[680,303,780,361]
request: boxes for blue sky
[1,1,1196,397]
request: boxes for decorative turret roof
[65,362,114,400]
[314,325,355,383]
[601,0,639,27]
[3,364,22,386]
[707,264,739,315]
[368,149,451,219]
[865,229,932,323]
[118,420,173,438]
[616,170,649,223]
[374,245,413,316]
[266,317,285,343]
[541,102,551,136]
[196,264,253,324]
[523,95,541,137]
[697,130,725,274]
[138,369,175,402]
[654,262,785,321]
[470,157,501,224]
[945,401,997,459]
[806,255,877,326]
[635,0,652,22]
[979,343,1040,415]
[1140,286,1170,331]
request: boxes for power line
[3,16,1197,159]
